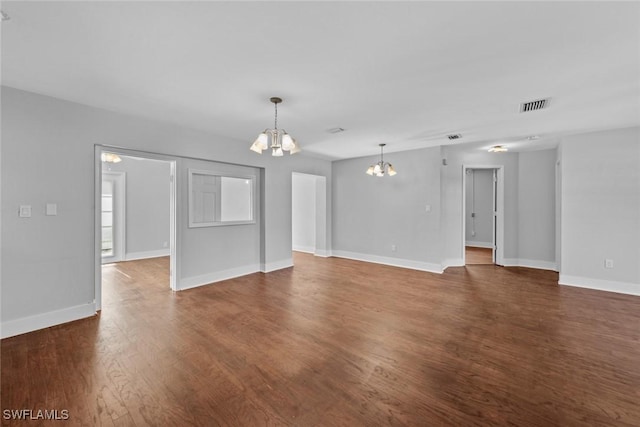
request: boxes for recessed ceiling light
[488,145,508,153]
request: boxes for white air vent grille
[327,127,345,134]
[447,134,462,140]
[520,98,550,113]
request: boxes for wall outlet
[391,244,397,252]
[605,259,614,269]
[163,241,169,248]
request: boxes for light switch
[19,205,32,218]
[46,203,57,216]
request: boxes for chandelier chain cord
[274,102,278,130]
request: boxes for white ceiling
[2,1,639,160]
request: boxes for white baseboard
[1,303,96,339]
[292,245,315,254]
[262,258,294,273]
[125,249,170,261]
[332,250,443,274]
[314,249,331,258]
[559,274,640,297]
[442,258,464,270]
[502,258,558,271]
[180,264,261,291]
[465,241,493,249]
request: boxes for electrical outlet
[605,259,614,269]
[163,241,169,248]
[391,244,397,252]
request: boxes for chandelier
[488,145,508,153]
[250,97,301,156]
[366,143,396,177]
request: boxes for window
[101,180,114,256]
[188,169,256,227]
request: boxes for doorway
[95,147,177,311]
[291,172,328,257]
[462,165,504,266]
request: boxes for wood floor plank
[2,254,640,426]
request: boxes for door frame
[101,171,126,264]
[94,146,178,311]
[291,172,329,258]
[462,165,505,265]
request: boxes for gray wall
[465,169,494,246]
[1,87,332,332]
[292,173,316,253]
[104,156,171,258]
[332,146,442,271]
[180,158,261,285]
[560,127,640,293]
[518,150,556,264]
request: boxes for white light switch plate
[19,205,32,218]
[46,203,57,216]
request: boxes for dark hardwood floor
[2,254,640,426]
[465,246,493,265]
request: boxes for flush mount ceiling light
[366,144,396,177]
[101,153,122,163]
[488,145,508,153]
[250,97,300,156]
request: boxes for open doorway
[291,172,328,258]
[462,165,504,266]
[95,147,177,311]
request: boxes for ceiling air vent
[447,134,462,140]
[520,98,550,113]
[327,127,346,134]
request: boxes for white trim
[559,275,640,297]
[180,264,261,291]
[462,165,505,267]
[125,249,171,261]
[465,241,493,249]
[292,245,315,254]
[442,258,465,270]
[332,250,443,274]
[314,249,332,258]
[262,258,294,273]
[1,303,96,339]
[502,258,558,271]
